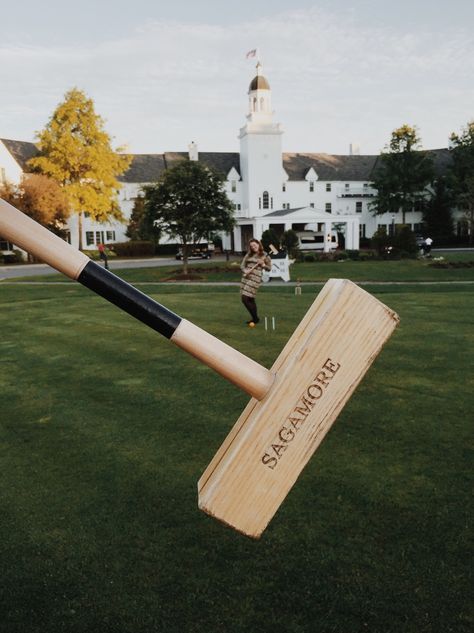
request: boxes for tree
[28,87,131,249]
[0,175,71,261]
[422,177,454,242]
[449,120,474,245]
[142,160,235,274]
[126,195,149,241]
[0,174,70,230]
[370,124,434,225]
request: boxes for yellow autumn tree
[28,88,131,248]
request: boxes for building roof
[0,138,39,169]
[118,151,241,183]
[283,152,379,181]
[1,138,452,184]
[119,154,166,183]
[263,207,306,217]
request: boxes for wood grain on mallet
[198,279,399,539]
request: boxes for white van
[295,230,338,251]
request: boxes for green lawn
[0,281,472,632]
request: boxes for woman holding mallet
[240,238,272,326]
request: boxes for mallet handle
[0,199,274,400]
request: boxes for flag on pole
[246,49,257,59]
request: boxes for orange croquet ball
[248,322,256,328]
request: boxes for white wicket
[264,316,276,332]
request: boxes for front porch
[232,207,360,252]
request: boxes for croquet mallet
[0,199,399,538]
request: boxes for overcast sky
[1,0,472,156]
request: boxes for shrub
[281,229,299,258]
[371,228,390,255]
[155,243,180,256]
[261,229,280,252]
[393,225,418,255]
[358,249,378,261]
[109,241,155,257]
[345,249,360,260]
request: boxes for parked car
[175,243,214,260]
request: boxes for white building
[0,63,457,253]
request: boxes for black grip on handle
[78,261,181,339]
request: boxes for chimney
[188,141,198,161]
[349,143,360,156]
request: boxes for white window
[310,203,315,208]
[326,183,331,192]
[86,232,94,246]
[231,180,236,193]
[325,203,332,213]
[359,224,366,238]
[356,201,362,213]
[106,231,116,241]
[282,183,286,192]
[262,191,269,209]
[309,181,314,192]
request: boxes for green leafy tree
[370,124,434,224]
[423,177,454,242]
[143,160,235,274]
[126,195,150,241]
[28,88,131,249]
[449,120,474,245]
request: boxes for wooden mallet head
[0,199,399,538]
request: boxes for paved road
[1,250,472,282]
[0,256,235,280]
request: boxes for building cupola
[249,62,270,91]
[247,62,272,121]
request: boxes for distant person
[98,243,109,270]
[424,237,433,257]
[240,239,271,326]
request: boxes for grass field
[0,278,472,632]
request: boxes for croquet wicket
[264,316,276,332]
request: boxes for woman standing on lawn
[240,238,272,326]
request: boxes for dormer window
[231,180,236,193]
[309,181,314,192]
[282,183,286,192]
